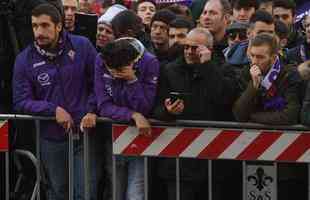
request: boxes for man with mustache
[13,4,101,200]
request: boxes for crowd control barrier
[111,119,310,200]
[0,115,309,200]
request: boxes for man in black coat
[153,27,240,200]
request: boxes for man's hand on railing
[80,113,97,132]
[132,112,151,136]
[56,106,74,132]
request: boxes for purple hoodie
[95,51,160,121]
[13,32,97,141]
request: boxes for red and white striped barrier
[0,120,9,152]
[112,125,310,163]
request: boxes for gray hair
[188,27,214,48]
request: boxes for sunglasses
[228,31,247,41]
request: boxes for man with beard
[153,28,239,200]
[233,33,305,200]
[150,9,176,64]
[168,17,194,56]
[287,14,310,64]
[273,0,304,49]
[13,4,102,200]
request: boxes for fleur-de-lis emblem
[248,167,273,191]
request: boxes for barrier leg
[35,120,41,200]
[308,164,310,200]
[5,151,9,200]
[83,131,90,200]
[274,162,278,200]
[68,131,74,200]
[176,158,180,200]
[243,161,246,200]
[112,154,116,200]
[14,149,41,200]
[144,157,148,200]
[208,160,212,200]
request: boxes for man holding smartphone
[153,27,239,200]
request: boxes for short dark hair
[233,0,258,10]
[273,0,296,16]
[249,33,279,55]
[218,0,233,15]
[133,0,157,12]
[249,10,274,26]
[111,10,144,38]
[151,9,176,27]
[169,17,194,30]
[101,40,140,69]
[166,4,192,19]
[32,3,62,25]
[275,19,289,39]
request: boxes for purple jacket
[13,32,97,141]
[95,51,160,121]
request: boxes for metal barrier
[110,119,310,200]
[0,115,309,200]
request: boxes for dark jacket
[300,81,310,126]
[287,40,310,65]
[233,60,301,125]
[154,56,239,121]
[153,56,239,180]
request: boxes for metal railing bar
[5,151,9,200]
[83,130,90,200]
[176,158,180,200]
[1,115,310,131]
[144,157,148,200]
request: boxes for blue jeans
[115,156,144,200]
[40,133,104,200]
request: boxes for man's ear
[56,22,63,32]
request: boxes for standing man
[13,4,101,200]
[287,14,310,64]
[150,9,176,64]
[273,0,304,49]
[232,0,257,23]
[199,0,232,63]
[63,0,78,32]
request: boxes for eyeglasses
[184,44,199,51]
[228,31,247,41]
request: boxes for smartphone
[74,12,98,46]
[169,92,191,104]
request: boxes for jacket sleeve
[94,56,134,122]
[123,57,160,116]
[234,70,301,125]
[301,81,310,126]
[233,81,260,122]
[84,39,98,114]
[152,66,177,121]
[13,54,57,115]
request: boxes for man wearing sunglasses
[153,27,239,200]
[224,10,275,75]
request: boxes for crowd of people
[2,0,310,199]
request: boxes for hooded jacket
[95,39,160,121]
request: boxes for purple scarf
[34,31,67,60]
